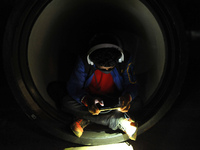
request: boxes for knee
[61,95,87,114]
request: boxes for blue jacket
[67,55,138,104]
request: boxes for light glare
[64,142,134,150]
[121,119,137,137]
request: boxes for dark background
[1,0,200,150]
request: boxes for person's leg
[62,95,138,140]
[61,95,124,130]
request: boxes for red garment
[87,70,117,95]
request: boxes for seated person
[61,33,138,140]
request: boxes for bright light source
[64,142,134,150]
[121,119,137,137]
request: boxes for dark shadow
[47,81,67,110]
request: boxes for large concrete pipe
[3,0,187,145]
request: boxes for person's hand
[88,98,104,115]
[82,95,104,115]
[119,94,132,113]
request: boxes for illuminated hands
[87,97,104,115]
[119,94,132,113]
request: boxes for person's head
[87,33,124,71]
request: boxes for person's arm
[66,56,88,103]
[67,56,104,115]
[119,57,138,112]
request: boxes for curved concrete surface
[2,0,187,145]
[1,0,198,149]
[28,0,165,108]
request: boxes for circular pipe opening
[28,0,165,110]
[3,0,187,145]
